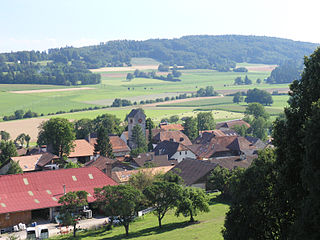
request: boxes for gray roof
[127,109,144,118]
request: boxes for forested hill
[0,35,318,85]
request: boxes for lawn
[51,193,229,240]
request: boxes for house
[68,139,95,163]
[85,156,134,177]
[0,153,59,174]
[190,136,260,160]
[159,123,184,131]
[120,128,163,146]
[152,130,192,146]
[87,135,130,157]
[169,158,217,189]
[216,119,250,129]
[127,109,146,149]
[111,166,174,184]
[131,152,176,168]
[153,140,196,163]
[0,167,117,228]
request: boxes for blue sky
[1,0,319,52]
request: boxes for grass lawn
[51,193,229,240]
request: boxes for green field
[51,193,229,240]
[0,60,289,121]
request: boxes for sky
[1,0,320,53]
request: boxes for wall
[0,211,31,228]
[171,150,196,163]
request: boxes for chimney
[105,163,113,178]
[63,184,66,195]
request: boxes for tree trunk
[124,223,129,236]
[190,212,195,222]
[73,223,77,237]
[158,215,162,228]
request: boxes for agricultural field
[0,59,290,140]
[51,193,229,240]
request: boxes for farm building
[0,167,117,229]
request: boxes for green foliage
[128,170,156,192]
[94,185,143,236]
[197,112,215,131]
[232,92,244,104]
[162,170,184,185]
[37,118,75,158]
[234,75,252,85]
[245,88,273,105]
[233,67,248,72]
[94,126,114,158]
[58,191,88,237]
[223,149,279,240]
[0,130,10,141]
[25,134,31,148]
[74,118,94,139]
[231,124,248,137]
[0,140,17,165]
[7,160,23,174]
[266,61,302,84]
[143,181,183,228]
[245,102,269,119]
[169,115,179,123]
[196,86,218,97]
[15,133,26,147]
[182,117,198,141]
[175,187,210,222]
[3,109,38,121]
[131,125,147,153]
[111,98,132,107]
[93,114,123,136]
[64,161,81,169]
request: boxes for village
[0,107,269,239]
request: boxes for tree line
[126,67,182,82]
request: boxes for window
[185,151,187,155]
[180,152,182,155]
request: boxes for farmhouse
[169,158,217,189]
[68,139,95,163]
[0,167,117,229]
[153,140,196,162]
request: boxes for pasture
[51,193,229,240]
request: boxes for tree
[94,126,114,158]
[244,75,252,85]
[169,115,179,123]
[0,130,10,141]
[143,181,182,228]
[94,185,142,236]
[58,191,88,238]
[14,110,24,119]
[145,117,155,129]
[245,103,269,120]
[0,140,17,165]
[37,118,75,159]
[15,133,26,147]
[126,73,134,81]
[74,119,93,139]
[175,187,209,222]
[131,125,147,156]
[234,76,243,85]
[223,149,279,240]
[233,92,244,104]
[146,118,154,152]
[245,88,273,105]
[7,160,23,174]
[182,117,198,141]
[197,112,215,131]
[231,124,248,136]
[256,78,262,84]
[93,114,123,136]
[64,161,81,169]
[128,170,155,191]
[25,134,31,148]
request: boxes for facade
[127,109,146,149]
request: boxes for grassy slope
[51,194,229,240]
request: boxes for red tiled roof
[0,167,117,214]
[69,139,94,158]
[153,131,192,146]
[89,136,130,153]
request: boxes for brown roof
[16,147,28,156]
[36,152,59,167]
[170,159,217,186]
[112,166,174,183]
[132,152,175,167]
[191,136,257,158]
[85,156,116,172]
[69,139,95,158]
[12,155,41,172]
[89,136,130,154]
[153,131,192,146]
[209,155,257,170]
[122,129,163,141]
[160,124,184,131]
[153,141,193,159]
[216,119,250,129]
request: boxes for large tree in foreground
[37,118,75,159]
[143,181,182,228]
[94,185,142,236]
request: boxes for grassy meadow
[0,58,289,124]
[51,193,229,240]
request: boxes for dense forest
[0,35,317,85]
[266,61,303,84]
